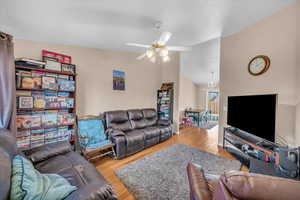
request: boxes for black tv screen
[227,94,277,142]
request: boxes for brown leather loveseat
[186,163,300,200]
[0,128,117,200]
[105,108,173,159]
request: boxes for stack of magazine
[16,69,75,91]
[16,110,75,149]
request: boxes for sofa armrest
[27,141,72,163]
[187,163,214,200]
[212,182,235,200]
[157,119,171,126]
[64,182,117,200]
[106,128,125,139]
[220,171,300,200]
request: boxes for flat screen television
[227,94,277,142]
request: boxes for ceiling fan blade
[126,43,151,48]
[136,53,146,60]
[157,32,172,45]
[167,46,192,51]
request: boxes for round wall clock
[248,55,270,76]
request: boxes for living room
[1,0,300,200]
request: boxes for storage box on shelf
[15,62,77,150]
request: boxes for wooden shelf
[17,107,74,111]
[16,88,75,93]
[17,124,75,132]
[15,59,77,151]
[16,65,76,76]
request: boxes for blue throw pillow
[10,155,77,200]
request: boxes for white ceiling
[181,38,220,85]
[0,0,295,53]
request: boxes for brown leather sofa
[0,129,117,200]
[186,162,300,200]
[105,108,173,159]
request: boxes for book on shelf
[16,115,32,129]
[66,98,74,108]
[42,113,58,127]
[18,96,33,109]
[57,91,70,97]
[44,128,58,139]
[32,91,46,108]
[31,140,45,148]
[31,115,42,128]
[15,58,45,68]
[58,112,75,125]
[16,90,31,97]
[21,77,35,89]
[45,91,59,108]
[57,79,75,91]
[16,136,30,149]
[16,130,30,137]
[58,74,69,80]
[42,76,58,90]
[31,129,44,140]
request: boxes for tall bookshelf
[15,64,77,150]
[157,89,174,122]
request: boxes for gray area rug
[197,121,218,129]
[115,143,241,200]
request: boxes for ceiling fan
[126,22,191,63]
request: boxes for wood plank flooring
[93,125,246,200]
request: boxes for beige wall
[219,2,298,146]
[14,40,164,116]
[295,0,300,145]
[161,53,180,131]
[178,74,198,121]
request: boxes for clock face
[248,56,270,76]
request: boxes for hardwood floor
[94,125,246,200]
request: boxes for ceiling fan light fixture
[162,55,170,63]
[150,56,156,63]
[160,48,169,57]
[146,49,154,58]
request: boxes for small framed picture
[43,56,61,71]
[19,96,33,109]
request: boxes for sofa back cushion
[221,171,300,200]
[128,109,147,129]
[0,129,17,200]
[142,109,157,127]
[105,110,133,132]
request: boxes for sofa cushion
[221,171,300,200]
[128,109,147,129]
[142,127,160,139]
[106,111,128,124]
[125,130,145,155]
[105,111,133,132]
[158,125,172,134]
[10,155,77,200]
[28,141,72,163]
[142,109,157,127]
[34,151,89,174]
[145,137,160,148]
[128,109,143,120]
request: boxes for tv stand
[223,127,279,164]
